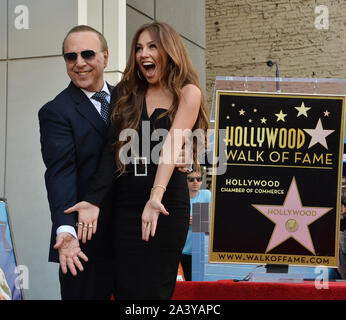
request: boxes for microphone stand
[267,60,280,92]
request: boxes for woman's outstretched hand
[141,199,169,242]
[64,201,100,243]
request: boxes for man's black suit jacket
[38,81,114,263]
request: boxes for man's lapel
[67,81,108,137]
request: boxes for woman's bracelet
[151,184,167,193]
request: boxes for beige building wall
[206,0,346,119]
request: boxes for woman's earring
[137,69,144,81]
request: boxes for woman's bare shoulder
[181,84,201,105]
[182,84,201,95]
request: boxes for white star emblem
[295,102,311,117]
[275,110,287,122]
[303,118,334,150]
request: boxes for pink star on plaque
[252,177,332,254]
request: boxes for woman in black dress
[65,22,208,299]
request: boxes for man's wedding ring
[76,222,93,229]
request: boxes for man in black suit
[38,25,115,300]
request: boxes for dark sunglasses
[63,50,98,62]
[187,177,202,182]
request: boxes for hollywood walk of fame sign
[209,91,345,267]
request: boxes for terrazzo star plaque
[210,91,345,267]
[252,177,332,255]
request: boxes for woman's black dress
[85,99,190,300]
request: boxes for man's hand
[54,232,88,276]
[64,201,100,243]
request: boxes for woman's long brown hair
[110,21,209,175]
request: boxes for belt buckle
[134,156,147,176]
